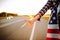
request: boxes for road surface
[0,17,48,40]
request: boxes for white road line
[29,22,37,40]
[20,22,27,28]
[0,19,24,28]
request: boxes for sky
[0,0,51,15]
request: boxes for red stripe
[47,29,59,33]
[46,38,60,40]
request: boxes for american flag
[36,0,60,40]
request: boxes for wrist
[37,13,42,18]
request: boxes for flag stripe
[47,33,60,39]
[46,38,60,40]
[48,24,59,29]
[47,29,59,33]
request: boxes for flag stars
[53,17,56,20]
[53,10,55,13]
[50,20,52,23]
[53,2,56,5]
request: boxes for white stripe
[29,22,37,40]
[20,23,27,28]
[48,24,59,29]
[47,33,60,39]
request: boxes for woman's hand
[34,13,42,21]
[26,13,42,27]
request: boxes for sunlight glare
[0,0,51,15]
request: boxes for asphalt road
[0,17,48,40]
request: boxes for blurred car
[7,16,13,19]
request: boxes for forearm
[37,0,52,16]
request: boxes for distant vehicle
[7,16,13,19]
